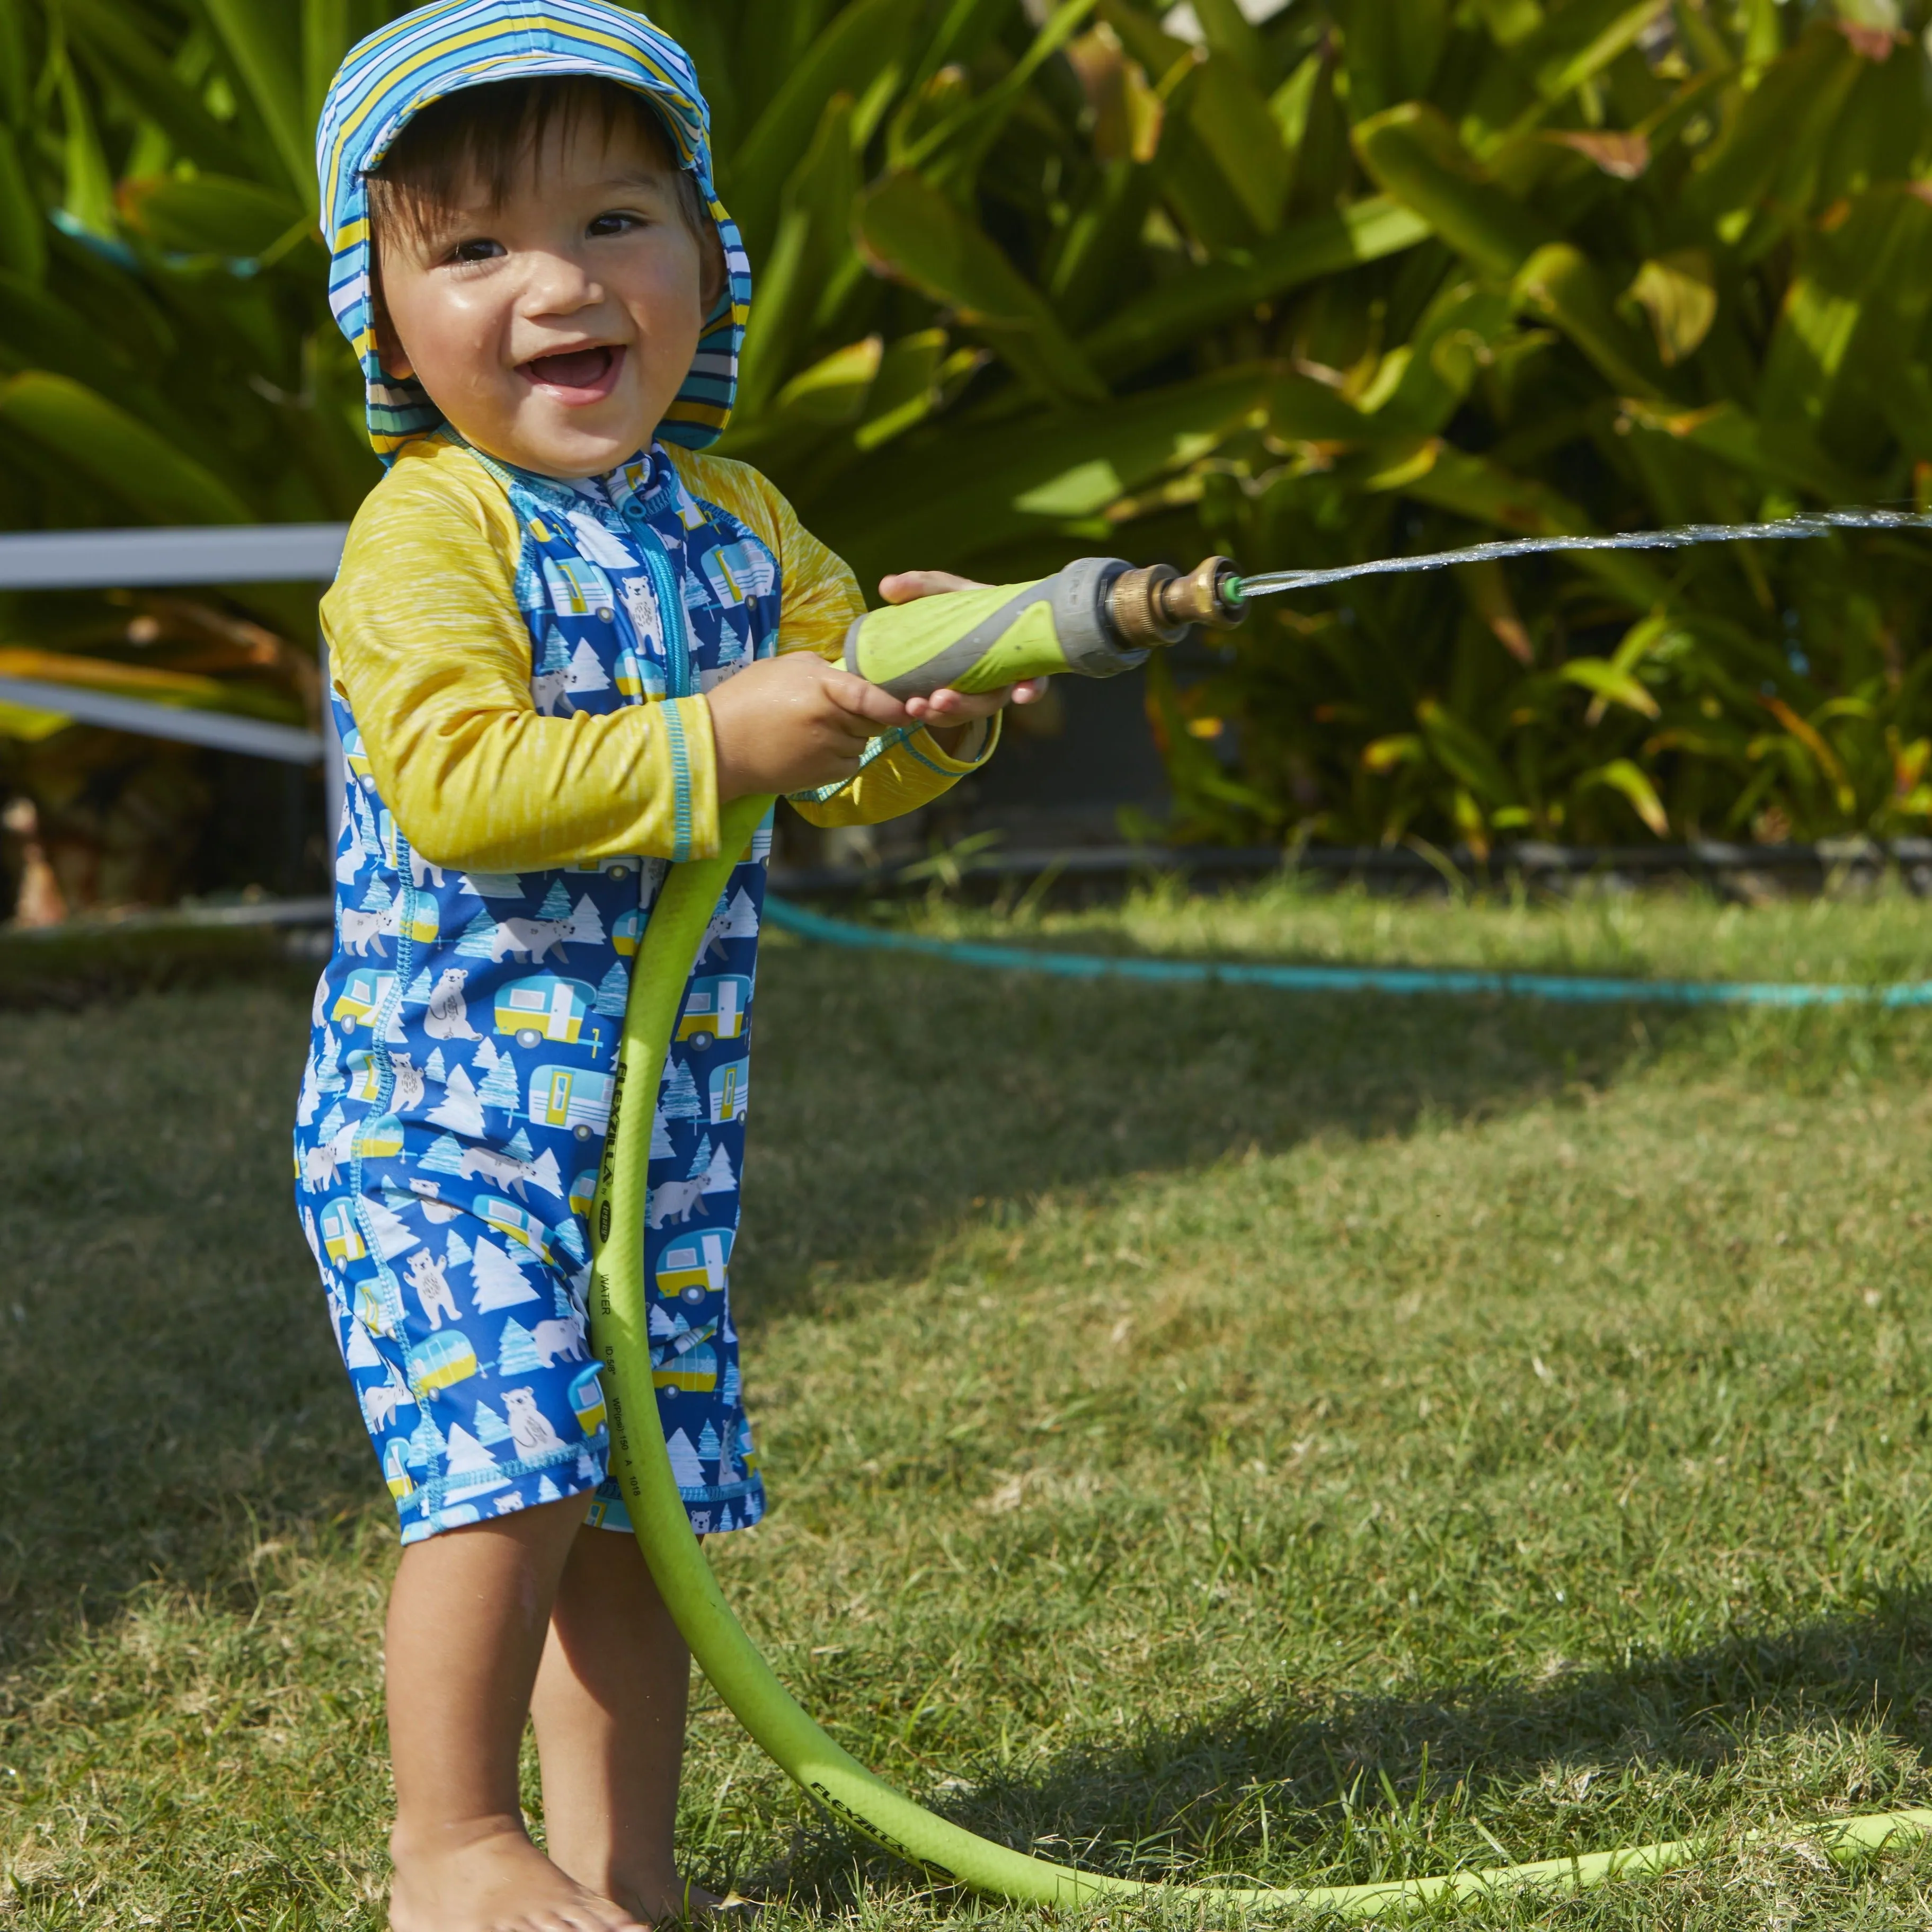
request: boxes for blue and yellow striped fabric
[316,0,750,462]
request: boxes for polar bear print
[531,1314,589,1367]
[389,1050,427,1113]
[502,1387,566,1455]
[646,1176,706,1228]
[423,967,481,1042]
[404,1248,461,1331]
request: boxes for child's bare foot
[609,1876,759,1925]
[390,1818,647,1932]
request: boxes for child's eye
[588,210,643,238]
[445,236,504,265]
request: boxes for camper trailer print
[332,968,398,1034]
[528,1065,614,1141]
[542,555,612,618]
[656,1227,733,1303]
[675,975,751,1049]
[708,1056,749,1123]
[320,1199,366,1264]
[495,976,595,1048]
[563,855,642,883]
[298,449,799,1545]
[702,539,778,607]
[478,1194,551,1259]
[410,1328,479,1393]
[569,1366,607,1437]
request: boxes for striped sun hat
[316,0,750,463]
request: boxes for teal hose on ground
[762,897,1932,1008]
[587,800,1932,1913]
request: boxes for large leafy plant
[3,0,1930,892]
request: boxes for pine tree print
[666,1429,704,1491]
[427,1064,485,1137]
[498,1319,544,1375]
[476,1055,520,1113]
[661,1059,701,1121]
[472,1400,515,1446]
[536,881,572,922]
[702,1140,736,1194]
[471,1238,539,1312]
[595,962,628,1018]
[650,1108,675,1159]
[456,909,498,960]
[315,1031,344,1094]
[570,894,606,946]
[566,638,610,694]
[420,1134,466,1176]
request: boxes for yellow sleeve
[321,440,718,871]
[669,449,1000,828]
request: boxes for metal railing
[0,520,349,847]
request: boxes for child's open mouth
[520,344,625,402]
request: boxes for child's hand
[708,650,914,803]
[877,571,1052,737]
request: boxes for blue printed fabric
[294,442,774,1544]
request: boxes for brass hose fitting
[1106,556,1246,650]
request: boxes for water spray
[843,507,1932,698]
[593,510,1932,1912]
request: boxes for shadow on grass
[736,940,1889,1313]
[765,1597,1932,1903]
[1,946,1908,1681]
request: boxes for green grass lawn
[11,882,1932,1927]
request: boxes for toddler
[294,6,1042,1927]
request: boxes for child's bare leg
[386,1495,646,1932]
[531,1527,725,1919]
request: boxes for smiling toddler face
[369,81,721,479]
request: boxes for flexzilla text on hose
[584,794,1932,1913]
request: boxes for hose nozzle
[1106,556,1246,649]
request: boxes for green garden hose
[586,795,1932,1914]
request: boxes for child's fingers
[903,677,1049,721]
[819,666,913,726]
[877,569,985,605]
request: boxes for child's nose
[524,250,604,316]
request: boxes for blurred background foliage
[4,0,1932,909]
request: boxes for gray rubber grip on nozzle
[1053,556,1149,679]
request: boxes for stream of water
[1229,506,1932,601]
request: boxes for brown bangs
[365,74,711,252]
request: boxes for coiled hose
[585,795,1932,1914]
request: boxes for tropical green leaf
[855,170,1107,403]
[1353,103,1550,277]
[0,128,44,285]
[723,0,921,257]
[0,373,251,525]
[827,364,1272,575]
[120,174,308,258]
[197,0,313,205]
[62,0,259,180]
[1082,196,1430,379]
[1580,757,1669,835]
